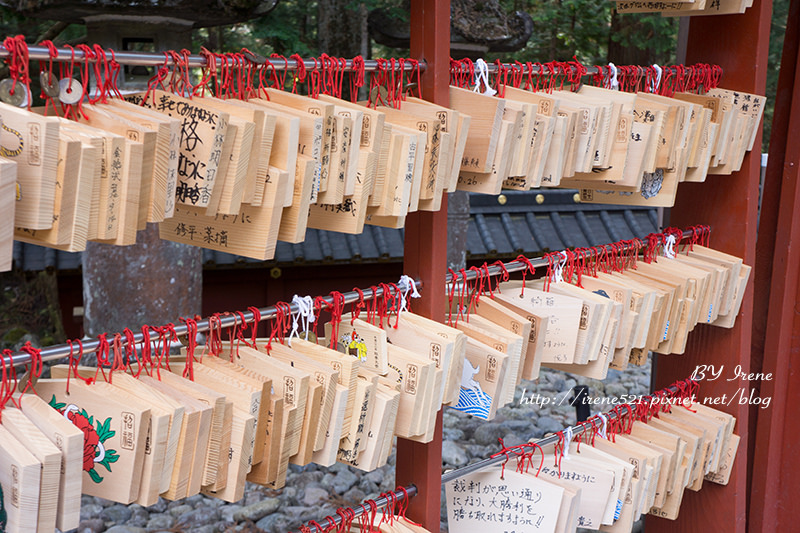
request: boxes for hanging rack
[294,375,699,533]
[1,228,696,368]
[0,43,721,79]
[481,61,720,76]
[0,43,423,71]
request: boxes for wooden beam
[395,0,450,530]
[648,1,772,532]
[749,0,800,529]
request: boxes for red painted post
[648,1,772,532]
[749,0,800,529]
[395,0,450,531]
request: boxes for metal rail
[0,44,423,71]
[2,230,691,368]
[296,377,694,532]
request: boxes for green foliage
[192,0,320,57]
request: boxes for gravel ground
[74,357,653,533]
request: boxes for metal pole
[1,281,421,368]
[441,379,690,483]
[0,44,424,71]
[294,485,418,533]
[294,377,694,532]
[3,230,691,368]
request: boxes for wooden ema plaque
[123,91,230,214]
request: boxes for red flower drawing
[68,410,100,471]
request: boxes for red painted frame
[649,1,772,532]
[394,0,784,530]
[395,0,450,530]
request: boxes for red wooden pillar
[395,0,450,531]
[749,0,800,529]
[648,1,772,532]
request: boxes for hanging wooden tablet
[53,372,175,507]
[600,271,658,352]
[352,384,399,471]
[317,96,363,195]
[647,417,703,491]
[155,372,227,495]
[324,114,350,204]
[383,344,435,438]
[377,106,443,206]
[474,296,534,382]
[195,356,280,486]
[397,96,464,192]
[244,102,300,206]
[540,113,569,186]
[450,337,508,420]
[200,112,255,215]
[550,89,612,172]
[368,122,394,208]
[288,337,360,436]
[0,102,59,230]
[555,105,581,178]
[263,89,334,199]
[501,99,538,186]
[202,405,255,503]
[495,286,582,365]
[201,97,272,205]
[408,362,445,443]
[449,86,505,174]
[0,424,41,533]
[231,344,308,486]
[80,104,155,230]
[93,136,144,246]
[11,136,81,253]
[569,442,635,526]
[17,394,82,532]
[373,312,455,414]
[341,378,393,470]
[194,355,272,464]
[576,86,633,168]
[138,374,204,500]
[456,315,522,406]
[367,125,416,217]
[528,280,613,364]
[627,425,680,507]
[399,312,467,406]
[0,156,13,271]
[35,379,150,504]
[48,364,180,503]
[446,466,563,533]
[660,409,715,487]
[338,372,378,463]
[649,461,690,520]
[1,407,60,533]
[241,372,285,489]
[101,99,180,220]
[124,91,233,214]
[168,361,258,489]
[53,119,123,241]
[458,118,517,194]
[260,343,326,465]
[320,95,385,194]
[705,433,739,486]
[610,434,664,515]
[326,314,389,374]
[311,383,348,467]
[254,100,323,203]
[594,437,651,532]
